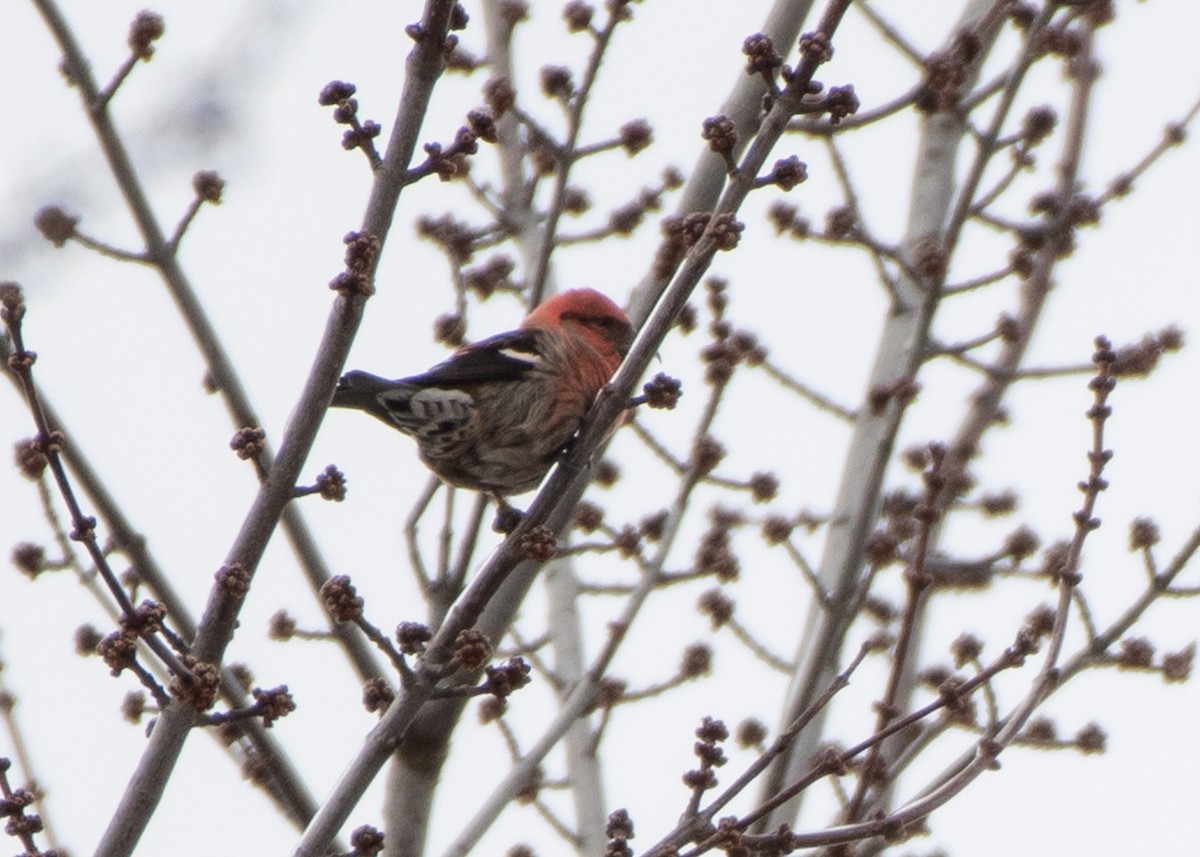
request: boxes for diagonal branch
[80,1,462,854]
[28,0,385,690]
[293,4,858,853]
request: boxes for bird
[331,288,635,506]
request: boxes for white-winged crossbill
[332,288,634,496]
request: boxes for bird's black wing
[400,329,544,387]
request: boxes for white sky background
[3,0,1200,855]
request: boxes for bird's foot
[492,498,526,535]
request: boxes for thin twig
[824,136,903,303]
[526,9,629,307]
[755,358,857,422]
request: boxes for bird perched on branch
[331,288,635,505]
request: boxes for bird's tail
[330,371,399,422]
